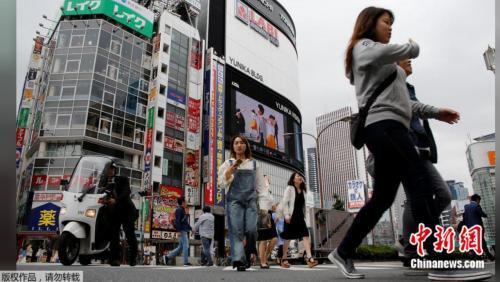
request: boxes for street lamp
[284,115,351,209]
[483,45,495,73]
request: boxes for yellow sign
[23,88,33,101]
[38,210,56,227]
[149,86,157,102]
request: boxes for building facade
[466,133,496,247]
[315,106,369,209]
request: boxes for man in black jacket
[106,162,138,266]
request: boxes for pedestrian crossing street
[19,261,406,271]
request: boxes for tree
[333,194,345,211]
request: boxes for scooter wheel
[58,232,80,266]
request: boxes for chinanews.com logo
[408,223,487,269]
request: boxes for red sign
[33,192,63,202]
[190,40,202,70]
[16,128,26,147]
[47,176,62,187]
[175,114,185,130]
[164,136,176,151]
[31,175,47,188]
[166,112,176,128]
[146,128,153,149]
[160,185,183,200]
[188,98,201,133]
[204,183,214,205]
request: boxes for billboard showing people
[234,90,285,152]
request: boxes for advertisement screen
[225,66,303,171]
[234,91,285,152]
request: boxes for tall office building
[466,133,496,247]
[315,106,369,209]
[306,147,320,208]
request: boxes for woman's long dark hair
[345,6,394,76]
[287,172,306,192]
[229,134,252,159]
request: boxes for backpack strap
[253,160,256,170]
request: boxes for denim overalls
[226,159,258,265]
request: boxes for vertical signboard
[347,180,366,212]
[214,62,225,207]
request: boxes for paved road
[16,261,495,282]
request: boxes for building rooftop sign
[63,0,154,38]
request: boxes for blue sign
[167,87,186,105]
[28,202,61,232]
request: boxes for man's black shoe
[129,260,137,266]
[110,260,120,266]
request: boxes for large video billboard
[226,66,303,171]
[234,91,285,152]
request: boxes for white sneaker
[428,270,493,281]
[328,249,365,279]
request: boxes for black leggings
[338,120,438,258]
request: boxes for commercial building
[466,133,496,247]
[315,106,370,210]
[198,0,304,255]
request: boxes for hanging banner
[16,128,26,147]
[18,108,30,128]
[187,98,201,150]
[214,61,225,207]
[184,149,200,188]
[175,114,185,131]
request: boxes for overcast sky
[17,0,495,191]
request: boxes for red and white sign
[166,112,176,128]
[47,176,62,187]
[146,128,154,149]
[204,182,214,205]
[235,0,279,46]
[16,128,26,147]
[175,114,185,131]
[164,136,176,151]
[33,192,63,202]
[31,175,47,188]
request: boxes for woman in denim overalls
[218,135,268,271]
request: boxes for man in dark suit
[463,194,495,261]
[106,162,139,266]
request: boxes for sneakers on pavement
[428,270,493,281]
[328,248,365,279]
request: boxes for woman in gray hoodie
[328,6,460,279]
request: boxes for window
[56,114,71,129]
[98,30,111,50]
[61,86,75,99]
[126,94,137,115]
[94,55,107,76]
[161,63,168,74]
[71,112,86,129]
[110,39,121,55]
[134,128,144,144]
[86,112,99,131]
[159,84,166,95]
[52,55,66,73]
[121,41,132,60]
[103,91,114,106]
[123,122,134,141]
[48,83,62,97]
[156,131,163,142]
[106,64,118,80]
[114,90,127,111]
[43,112,57,130]
[90,81,104,102]
[154,156,161,167]
[136,101,147,118]
[79,53,95,73]
[158,107,164,118]
[165,24,171,35]
[99,118,111,134]
[70,35,84,47]
[57,30,72,48]
[84,29,99,46]
[163,43,169,53]
[112,118,123,138]
[75,80,91,98]
[132,46,142,66]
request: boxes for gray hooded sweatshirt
[351,39,440,128]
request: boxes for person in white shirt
[217,135,268,271]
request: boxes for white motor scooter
[58,156,117,266]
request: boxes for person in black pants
[106,162,139,266]
[328,6,461,279]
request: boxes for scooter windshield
[67,156,110,194]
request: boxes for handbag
[350,70,398,149]
[258,209,272,230]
